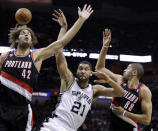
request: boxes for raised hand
[52,9,67,28]
[103,29,111,47]
[78,4,94,21]
[92,71,111,84]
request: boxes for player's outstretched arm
[95,29,111,70]
[112,85,152,125]
[34,4,93,63]
[93,71,124,98]
[95,29,122,82]
[53,9,74,92]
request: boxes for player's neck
[16,47,30,56]
[127,78,139,89]
[77,80,89,89]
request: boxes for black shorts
[0,104,33,131]
[109,112,137,131]
[109,124,137,131]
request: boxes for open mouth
[25,38,29,40]
[80,76,86,79]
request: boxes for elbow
[95,66,103,71]
[117,91,124,97]
[119,90,124,97]
[113,91,123,97]
[143,119,151,126]
[95,66,99,71]
[114,89,124,97]
[120,89,125,97]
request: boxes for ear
[132,70,137,76]
[90,71,92,76]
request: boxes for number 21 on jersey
[71,101,86,117]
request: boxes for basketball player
[95,29,152,131]
[40,9,124,131]
[0,4,93,131]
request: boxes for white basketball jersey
[54,78,93,130]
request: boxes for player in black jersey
[95,29,152,131]
[0,5,93,131]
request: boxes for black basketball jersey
[0,50,39,106]
[109,81,144,130]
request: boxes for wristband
[103,45,112,48]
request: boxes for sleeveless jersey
[54,78,93,130]
[110,81,144,129]
[0,50,39,106]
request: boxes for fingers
[103,30,105,37]
[52,9,63,19]
[58,9,63,15]
[113,106,121,111]
[94,79,106,84]
[78,7,81,13]
[92,71,97,76]
[59,9,65,18]
[54,10,61,17]
[89,9,94,15]
[92,71,106,79]
[104,29,110,37]
[87,5,92,12]
[81,4,94,13]
[104,29,111,35]
[92,71,103,77]
[52,13,59,20]
[52,18,58,22]
[92,71,103,76]
[82,4,87,11]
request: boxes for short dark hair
[78,61,92,70]
[130,63,144,79]
[8,24,38,49]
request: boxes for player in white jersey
[40,6,124,131]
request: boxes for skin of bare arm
[53,9,74,93]
[0,53,8,74]
[95,29,122,83]
[92,71,124,102]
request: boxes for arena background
[0,0,158,130]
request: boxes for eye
[79,67,83,70]
[85,68,90,71]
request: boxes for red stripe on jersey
[14,50,30,57]
[1,71,33,94]
[112,97,119,106]
[1,52,9,65]
[31,52,40,73]
[139,84,144,101]
[31,112,34,128]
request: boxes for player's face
[76,64,92,82]
[123,64,133,80]
[18,29,32,48]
